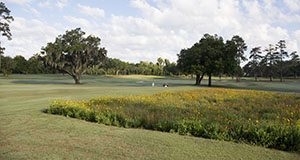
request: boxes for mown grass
[1,74,300,159]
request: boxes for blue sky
[1,0,300,63]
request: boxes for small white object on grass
[152,82,155,87]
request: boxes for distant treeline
[88,57,178,76]
[0,55,178,76]
[1,55,59,75]
[1,52,299,79]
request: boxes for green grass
[1,74,300,159]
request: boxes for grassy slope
[0,74,299,159]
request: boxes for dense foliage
[49,89,300,151]
[177,34,247,86]
[0,55,178,76]
[0,54,59,76]
[178,34,227,86]
[41,28,107,84]
[88,57,178,76]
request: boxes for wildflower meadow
[49,88,300,151]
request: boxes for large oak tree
[41,28,107,84]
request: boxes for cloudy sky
[1,0,300,63]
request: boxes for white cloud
[99,14,190,62]
[27,7,41,17]
[21,5,41,17]
[38,0,51,8]
[293,30,300,51]
[77,4,105,18]
[63,16,91,28]
[1,17,61,58]
[2,0,32,5]
[56,0,68,10]
[105,0,298,62]
[287,39,298,52]
[284,0,300,12]
[294,30,300,39]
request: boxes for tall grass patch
[49,89,300,151]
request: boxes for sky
[1,0,300,63]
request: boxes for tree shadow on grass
[211,84,300,93]
[41,109,48,114]
[114,82,199,88]
[12,80,73,85]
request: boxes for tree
[13,55,29,74]
[103,58,126,75]
[178,34,225,86]
[157,57,164,68]
[198,34,225,86]
[156,57,164,75]
[249,47,263,81]
[0,2,14,72]
[1,56,15,76]
[165,62,177,76]
[163,58,169,74]
[163,58,178,76]
[263,44,276,81]
[41,28,107,84]
[164,59,170,66]
[289,51,299,78]
[223,40,238,79]
[28,54,46,74]
[231,35,247,82]
[275,40,289,82]
[178,46,205,85]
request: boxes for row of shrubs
[48,89,300,151]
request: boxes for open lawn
[1,74,300,159]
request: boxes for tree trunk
[72,75,81,84]
[195,74,204,85]
[199,74,204,84]
[208,73,212,87]
[270,75,272,82]
[255,73,257,82]
[236,75,240,82]
[195,74,200,85]
[280,58,283,82]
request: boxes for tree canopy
[275,40,288,82]
[248,47,263,81]
[231,35,247,81]
[178,34,237,86]
[0,2,14,72]
[41,28,107,84]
